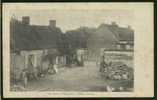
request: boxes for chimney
[128,25,131,29]
[49,20,56,28]
[111,21,118,27]
[22,16,30,25]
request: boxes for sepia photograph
[2,3,154,98]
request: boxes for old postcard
[2,3,154,98]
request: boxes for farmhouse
[10,16,65,81]
[85,22,134,60]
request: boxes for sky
[10,9,134,32]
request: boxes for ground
[22,61,133,91]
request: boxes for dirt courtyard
[24,61,133,91]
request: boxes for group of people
[20,57,59,88]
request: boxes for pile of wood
[100,62,133,80]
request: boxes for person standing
[99,55,106,72]
[21,69,28,88]
[53,56,59,73]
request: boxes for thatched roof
[10,19,62,51]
